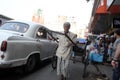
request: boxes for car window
[0,22,29,33]
[36,27,47,39]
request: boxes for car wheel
[24,55,36,73]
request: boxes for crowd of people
[86,33,116,63]
[86,29,120,80]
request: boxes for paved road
[0,58,112,80]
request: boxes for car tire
[24,55,37,73]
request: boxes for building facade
[88,0,120,34]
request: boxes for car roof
[6,20,43,27]
[5,20,51,32]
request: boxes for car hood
[0,30,23,44]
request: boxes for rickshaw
[48,30,90,77]
[43,28,103,78]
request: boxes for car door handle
[36,39,40,42]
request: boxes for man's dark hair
[115,29,120,35]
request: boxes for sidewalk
[69,56,112,80]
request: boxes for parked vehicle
[0,20,58,72]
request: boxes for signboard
[113,18,120,28]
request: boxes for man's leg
[112,69,120,80]
[61,58,70,79]
[112,60,120,80]
[57,57,62,76]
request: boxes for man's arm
[113,43,120,61]
[111,43,120,68]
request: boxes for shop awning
[108,0,120,14]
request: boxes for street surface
[0,57,112,80]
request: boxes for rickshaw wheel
[51,55,57,69]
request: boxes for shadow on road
[0,59,51,80]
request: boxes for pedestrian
[111,29,120,80]
[111,44,120,80]
[56,22,77,80]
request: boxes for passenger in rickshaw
[86,39,103,63]
[107,35,115,61]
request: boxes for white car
[0,20,58,72]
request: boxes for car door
[35,26,53,59]
[47,32,58,56]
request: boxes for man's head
[114,29,120,38]
[63,22,70,33]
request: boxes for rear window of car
[0,22,29,33]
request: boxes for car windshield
[0,22,29,33]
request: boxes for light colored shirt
[56,31,77,60]
[114,44,120,60]
[113,38,120,57]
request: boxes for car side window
[36,27,47,39]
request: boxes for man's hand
[111,60,118,68]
